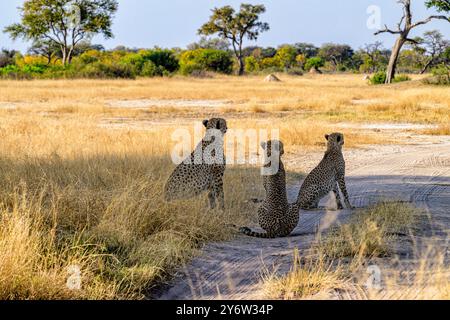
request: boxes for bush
[244,56,260,73]
[370,72,411,85]
[393,74,411,83]
[81,61,135,79]
[369,71,387,84]
[286,67,304,76]
[423,65,450,85]
[120,49,178,77]
[79,50,102,64]
[304,57,325,71]
[0,64,47,79]
[0,64,20,75]
[179,49,233,75]
[140,61,159,77]
[138,49,179,73]
[22,64,47,74]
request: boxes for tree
[275,45,298,70]
[318,43,354,71]
[28,39,60,64]
[357,41,390,73]
[296,54,307,69]
[5,0,118,65]
[198,3,270,75]
[293,43,319,58]
[304,57,325,71]
[0,49,19,68]
[375,0,449,83]
[416,30,449,73]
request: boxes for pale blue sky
[1,0,449,52]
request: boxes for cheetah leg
[333,182,344,210]
[337,175,354,209]
[211,175,225,211]
[208,190,216,209]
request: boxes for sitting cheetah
[297,132,353,210]
[164,118,227,210]
[240,140,301,238]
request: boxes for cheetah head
[261,140,285,158]
[203,118,228,135]
[325,133,345,150]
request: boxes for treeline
[0,34,448,81]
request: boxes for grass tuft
[318,202,418,262]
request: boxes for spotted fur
[240,140,301,238]
[164,118,227,210]
[297,133,353,210]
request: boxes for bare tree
[417,30,449,73]
[375,0,449,83]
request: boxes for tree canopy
[198,3,270,75]
[5,0,118,65]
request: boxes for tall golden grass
[264,202,449,300]
[0,114,262,299]
[0,75,448,299]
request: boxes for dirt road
[156,136,450,300]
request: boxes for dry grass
[318,202,418,264]
[0,75,448,299]
[0,74,448,124]
[0,114,260,299]
[264,202,450,300]
[263,249,352,300]
[421,124,450,136]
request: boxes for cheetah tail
[239,227,272,239]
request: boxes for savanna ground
[0,74,449,299]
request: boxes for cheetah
[240,140,301,238]
[164,118,227,210]
[296,132,353,210]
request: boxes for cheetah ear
[336,135,341,143]
[260,142,267,150]
[325,134,329,141]
[202,120,209,128]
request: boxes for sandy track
[156,138,450,300]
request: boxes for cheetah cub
[297,132,353,210]
[164,118,227,210]
[240,140,301,238]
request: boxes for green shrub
[81,62,135,79]
[304,57,325,71]
[0,64,21,75]
[369,71,387,84]
[140,60,157,77]
[22,64,47,74]
[244,56,260,73]
[423,65,450,85]
[138,49,179,73]
[370,72,411,85]
[179,49,233,75]
[120,49,178,77]
[286,67,304,76]
[79,50,102,64]
[393,74,411,83]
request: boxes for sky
[0,0,449,52]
